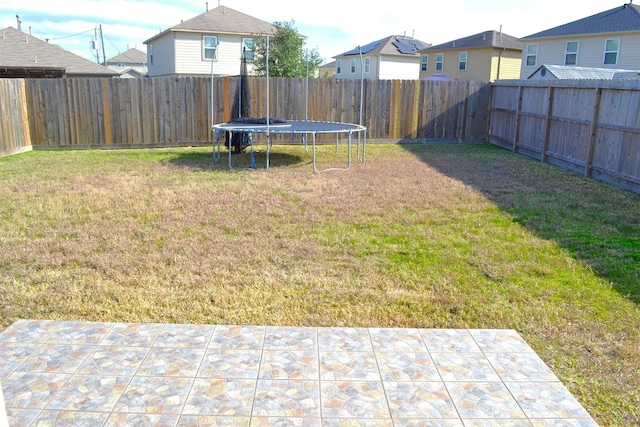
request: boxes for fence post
[585,87,603,177]
[541,86,555,162]
[513,85,524,152]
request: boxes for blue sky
[0,0,628,65]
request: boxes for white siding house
[333,35,431,80]
[520,3,640,79]
[144,6,276,77]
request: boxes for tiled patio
[0,320,598,426]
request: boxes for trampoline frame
[212,120,367,173]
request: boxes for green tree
[252,20,323,78]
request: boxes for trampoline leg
[266,133,271,170]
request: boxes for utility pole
[99,24,106,65]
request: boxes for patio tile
[41,320,114,345]
[369,329,427,353]
[390,420,464,427]
[0,319,59,343]
[318,327,374,352]
[486,353,559,382]
[461,420,533,426]
[45,374,129,412]
[469,330,535,354]
[76,345,149,376]
[383,381,459,419]
[528,419,599,426]
[374,351,440,382]
[251,417,323,426]
[420,329,481,353]
[105,412,180,426]
[431,352,501,382]
[5,407,43,426]
[182,378,256,416]
[264,326,317,351]
[445,382,526,419]
[17,343,94,373]
[154,323,216,348]
[319,351,379,381]
[320,380,390,419]
[198,349,261,379]
[321,419,394,426]
[1,371,69,409]
[177,415,251,426]
[252,379,321,417]
[32,409,110,425]
[114,375,193,414]
[99,322,164,347]
[505,382,595,419]
[259,350,320,380]
[0,342,41,371]
[209,325,266,350]
[137,347,205,377]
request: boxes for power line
[47,28,94,41]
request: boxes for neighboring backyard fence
[489,79,640,193]
[0,79,31,156]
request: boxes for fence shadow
[400,141,640,305]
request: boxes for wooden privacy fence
[489,79,640,193]
[0,79,31,156]
[1,76,490,150]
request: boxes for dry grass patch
[0,143,639,425]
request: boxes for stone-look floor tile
[445,382,526,419]
[45,375,129,412]
[369,329,427,353]
[528,419,599,427]
[260,350,319,380]
[0,342,41,371]
[42,321,114,345]
[100,323,164,347]
[375,352,440,382]
[177,415,251,426]
[469,330,534,354]
[137,347,205,377]
[18,343,94,373]
[1,371,69,409]
[0,320,58,343]
[105,412,180,426]
[32,409,110,426]
[252,379,321,418]
[318,328,374,352]
[505,382,594,419]
[431,353,500,382]
[182,378,256,416]
[383,381,459,419]
[209,325,266,350]
[319,352,379,381]
[390,419,465,426]
[264,327,317,351]
[155,323,216,348]
[0,370,10,381]
[320,380,390,419]
[76,346,149,376]
[5,407,42,426]
[198,349,261,379]
[251,416,323,426]
[114,376,194,415]
[486,353,559,382]
[420,329,481,353]
[321,419,394,426]
[462,420,533,426]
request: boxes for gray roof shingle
[529,64,640,79]
[420,30,522,52]
[523,3,640,39]
[107,48,147,64]
[0,26,118,77]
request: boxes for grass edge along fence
[489,78,640,194]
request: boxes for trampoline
[212,119,366,172]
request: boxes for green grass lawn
[0,143,638,425]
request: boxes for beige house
[143,5,276,77]
[419,30,522,82]
[333,35,431,80]
[106,48,148,78]
[520,2,640,79]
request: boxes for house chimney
[16,15,21,31]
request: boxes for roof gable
[107,48,147,64]
[523,3,640,39]
[421,30,522,52]
[337,35,430,57]
[173,5,275,35]
[0,27,117,77]
[528,64,640,79]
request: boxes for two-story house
[143,5,276,77]
[106,48,148,78]
[332,35,431,80]
[418,30,522,82]
[520,2,640,79]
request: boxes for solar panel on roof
[393,39,418,54]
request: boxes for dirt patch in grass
[0,143,638,425]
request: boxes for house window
[565,41,578,65]
[336,59,342,74]
[604,38,619,65]
[526,43,538,66]
[203,35,218,60]
[350,58,356,73]
[242,38,254,61]
[117,63,126,68]
[364,57,370,73]
[435,53,444,71]
[458,52,468,71]
[421,54,428,71]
